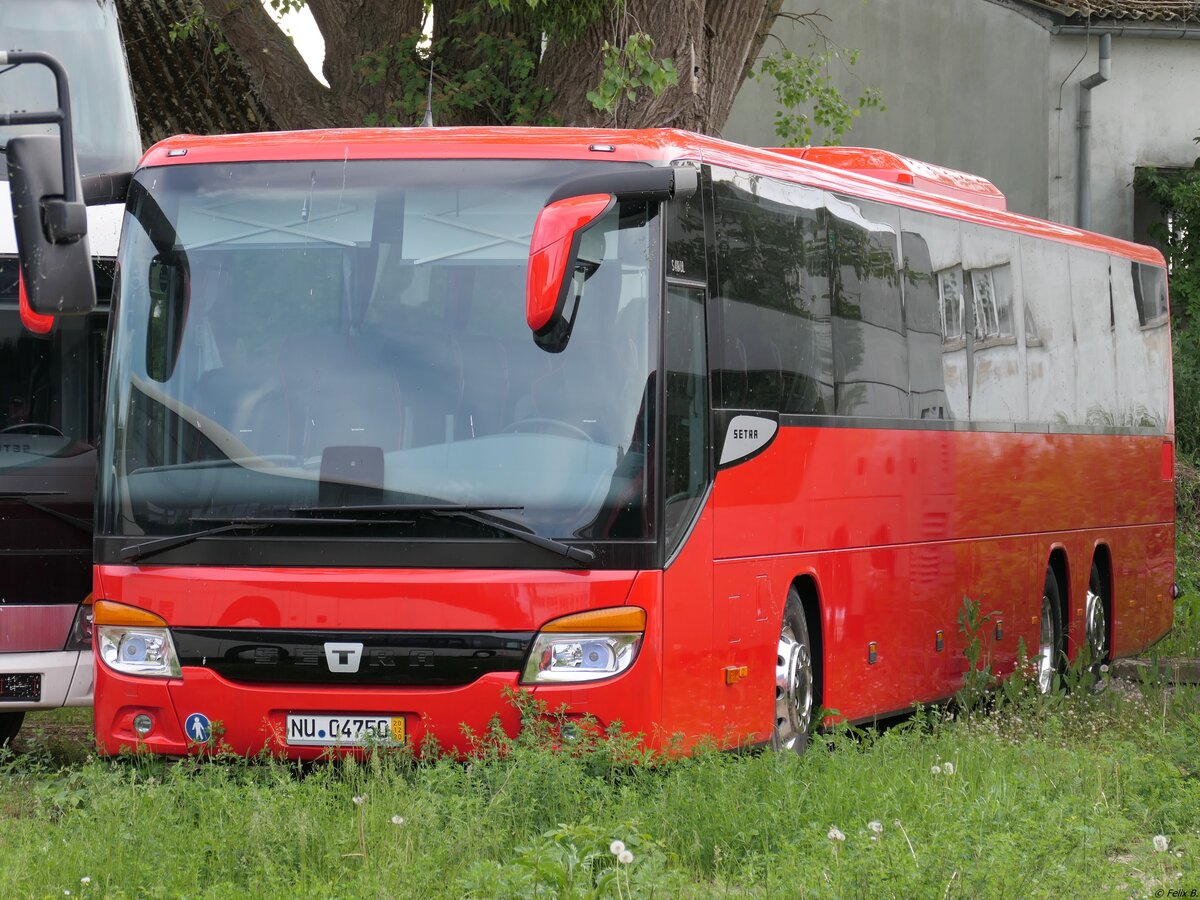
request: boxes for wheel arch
[1090,541,1114,660]
[1047,546,1070,656]
[789,574,824,710]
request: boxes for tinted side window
[1132,261,1169,327]
[829,196,906,417]
[1114,259,1170,429]
[1021,236,1074,425]
[963,225,1023,424]
[663,284,710,548]
[711,168,832,413]
[1070,247,1118,426]
[900,219,952,420]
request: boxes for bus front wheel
[773,589,814,754]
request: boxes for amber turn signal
[93,600,169,628]
[540,607,646,633]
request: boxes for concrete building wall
[1049,35,1200,241]
[722,0,1052,218]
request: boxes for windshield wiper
[292,503,596,565]
[119,514,404,563]
[0,490,92,534]
[119,520,274,563]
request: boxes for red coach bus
[12,128,1171,757]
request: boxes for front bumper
[94,647,661,759]
[0,650,92,709]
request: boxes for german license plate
[285,714,405,747]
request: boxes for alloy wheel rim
[776,623,813,748]
[1037,593,1056,694]
[1085,585,1107,664]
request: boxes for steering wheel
[502,418,594,442]
[0,423,65,437]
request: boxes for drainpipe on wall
[1077,32,1111,230]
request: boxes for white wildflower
[930,764,942,775]
[942,761,955,775]
[1153,835,1169,853]
[352,795,367,806]
[609,840,626,856]
[617,850,634,865]
[80,878,91,886]
[868,820,883,834]
[391,815,405,826]
[828,826,845,842]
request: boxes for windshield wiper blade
[292,503,596,565]
[119,520,273,563]
[0,491,91,533]
[120,514,416,564]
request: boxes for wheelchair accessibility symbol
[185,712,211,744]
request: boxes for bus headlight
[94,601,181,679]
[521,607,645,684]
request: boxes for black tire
[1036,566,1064,694]
[0,711,24,748]
[772,588,815,755]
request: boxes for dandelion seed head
[931,764,942,775]
[609,840,626,856]
[617,850,634,864]
[828,826,846,842]
[352,795,367,806]
[942,761,955,774]
[391,815,405,826]
[1153,834,1169,853]
[868,820,883,834]
[80,878,91,885]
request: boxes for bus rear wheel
[773,589,814,754]
[0,711,24,748]
[1037,567,1063,694]
[1084,561,1109,670]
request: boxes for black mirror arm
[0,50,85,242]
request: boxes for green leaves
[587,34,680,121]
[352,2,555,127]
[753,46,884,147]
[1134,162,1200,454]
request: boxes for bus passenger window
[710,167,832,415]
[829,196,907,419]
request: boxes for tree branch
[199,0,338,129]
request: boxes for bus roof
[140,127,1165,267]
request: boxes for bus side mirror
[526,165,698,350]
[145,252,190,383]
[525,193,615,343]
[7,134,95,316]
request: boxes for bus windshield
[100,160,658,547]
[0,0,141,177]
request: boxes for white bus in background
[0,0,140,745]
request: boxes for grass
[2,676,1198,898]
[2,477,1199,898]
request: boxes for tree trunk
[537,0,784,132]
[308,0,425,126]
[197,0,337,129]
[199,0,424,129]
[196,0,781,133]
